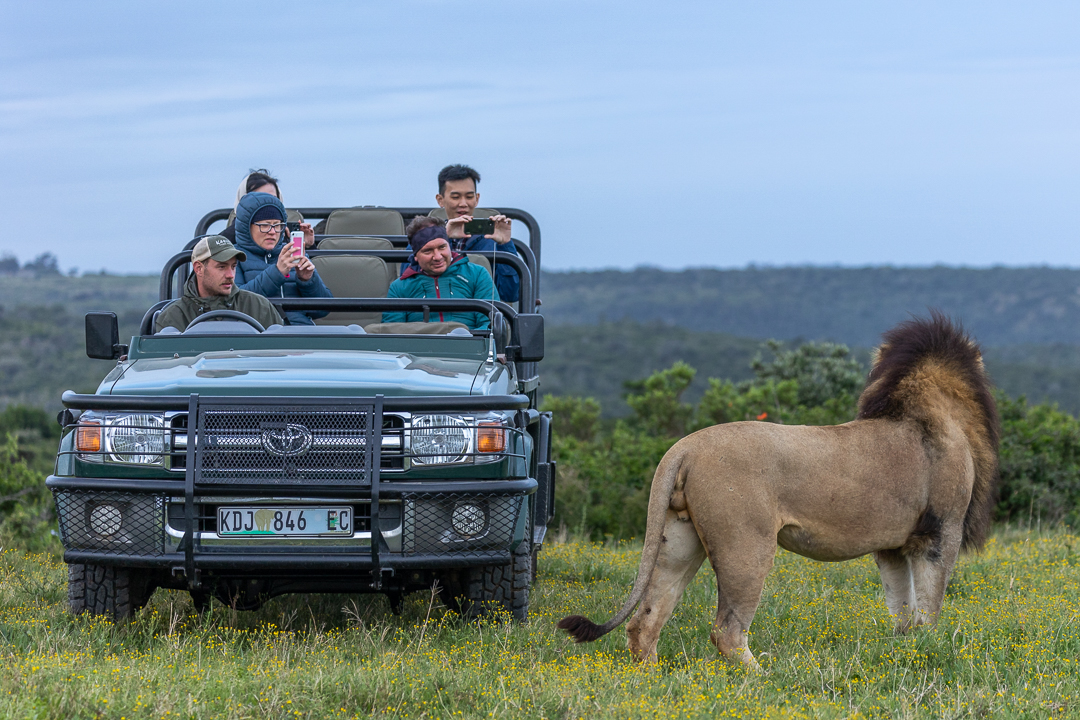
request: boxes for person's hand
[489,214,512,245]
[446,216,468,240]
[276,243,300,276]
[295,256,315,282]
[300,222,315,248]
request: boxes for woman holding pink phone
[231,192,332,325]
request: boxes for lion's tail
[556,446,685,643]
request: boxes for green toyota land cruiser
[48,205,554,622]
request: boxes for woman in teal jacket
[383,218,493,330]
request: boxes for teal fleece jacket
[382,254,493,330]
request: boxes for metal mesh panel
[195,404,376,485]
[53,490,165,556]
[401,492,523,555]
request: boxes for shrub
[995,392,1080,529]
[543,340,864,539]
[0,433,58,554]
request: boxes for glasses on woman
[253,222,287,233]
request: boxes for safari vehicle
[48,205,553,621]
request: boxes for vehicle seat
[311,255,392,327]
[322,207,405,236]
[466,253,492,277]
[363,321,471,335]
[318,236,398,281]
[428,207,498,220]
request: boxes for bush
[544,340,1080,539]
[0,433,58,553]
[996,392,1080,529]
[543,340,865,539]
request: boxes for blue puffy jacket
[383,254,493,330]
[233,192,333,325]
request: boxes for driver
[155,236,283,332]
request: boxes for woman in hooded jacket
[220,169,312,245]
[232,192,333,325]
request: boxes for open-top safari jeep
[48,205,554,621]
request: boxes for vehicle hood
[105,349,493,397]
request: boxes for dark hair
[405,215,445,240]
[437,164,480,195]
[246,169,280,198]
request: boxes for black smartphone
[287,221,301,233]
[464,218,495,235]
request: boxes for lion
[558,313,999,669]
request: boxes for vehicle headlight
[410,414,470,465]
[73,412,167,466]
[107,413,166,465]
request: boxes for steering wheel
[186,310,266,332]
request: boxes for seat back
[428,207,498,220]
[318,236,398,282]
[323,207,405,236]
[311,255,392,326]
[318,236,393,250]
[364,321,470,335]
[466,253,492,277]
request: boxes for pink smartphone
[286,231,304,278]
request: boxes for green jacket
[155,274,283,332]
[383,254,493,330]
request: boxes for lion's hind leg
[876,509,964,633]
[625,509,707,663]
[909,516,964,629]
[874,549,916,633]
[707,531,775,671]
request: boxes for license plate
[217,506,353,537]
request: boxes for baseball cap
[191,235,247,263]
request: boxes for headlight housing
[408,413,509,466]
[76,412,167,466]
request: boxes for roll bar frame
[193,206,542,290]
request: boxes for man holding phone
[430,164,520,303]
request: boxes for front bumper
[47,475,535,579]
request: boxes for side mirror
[85,312,122,359]
[514,314,545,362]
[490,311,510,356]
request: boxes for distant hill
[540,266,1080,347]
[3,269,1080,416]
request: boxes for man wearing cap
[382,217,494,330]
[155,236,283,332]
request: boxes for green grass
[1,530,1078,718]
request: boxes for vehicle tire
[68,563,154,621]
[456,540,531,622]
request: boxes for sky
[2,1,1079,274]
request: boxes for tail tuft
[557,615,607,643]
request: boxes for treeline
[0,252,68,277]
[544,319,1080,417]
[543,344,1080,539]
[540,266,1080,347]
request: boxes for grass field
[2,529,1078,719]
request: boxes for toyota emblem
[260,422,313,457]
